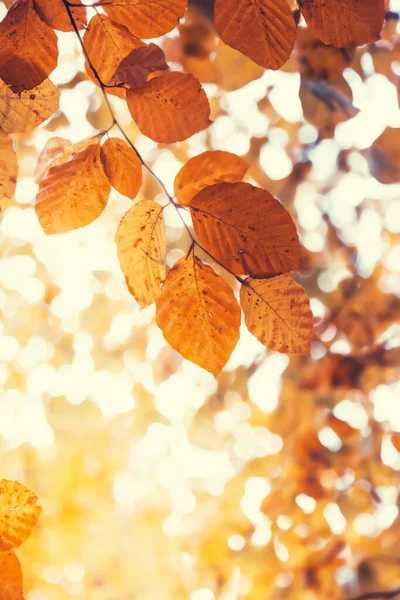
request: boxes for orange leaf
[0,0,58,92]
[35,137,111,234]
[0,551,23,600]
[156,254,241,376]
[33,0,87,32]
[111,43,169,90]
[101,138,142,200]
[116,200,166,308]
[190,182,301,277]
[174,150,249,205]
[0,78,60,135]
[83,14,145,100]
[0,131,18,199]
[240,275,313,355]
[103,0,187,39]
[0,480,42,552]
[214,0,296,70]
[300,0,385,47]
[126,71,211,143]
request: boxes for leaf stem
[61,0,246,285]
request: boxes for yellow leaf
[0,480,42,552]
[0,130,17,199]
[101,138,142,200]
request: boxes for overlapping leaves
[0,480,41,599]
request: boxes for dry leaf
[0,130,17,199]
[174,150,248,205]
[0,480,42,552]
[0,78,60,135]
[35,138,111,234]
[0,551,23,600]
[156,254,241,376]
[126,71,211,143]
[0,0,58,92]
[111,43,169,90]
[34,137,72,183]
[214,0,296,70]
[300,0,385,47]
[103,0,188,39]
[33,0,87,32]
[240,275,313,355]
[116,200,166,307]
[101,138,143,200]
[191,182,302,277]
[368,127,400,184]
[83,14,145,100]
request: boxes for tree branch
[351,589,400,600]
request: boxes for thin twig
[351,589,400,600]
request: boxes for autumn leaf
[214,0,296,70]
[368,127,400,184]
[190,182,302,277]
[0,78,60,135]
[35,137,111,234]
[156,254,241,376]
[33,0,87,32]
[240,275,313,355]
[83,14,145,100]
[0,551,23,600]
[34,137,72,183]
[102,0,188,39]
[300,0,385,47]
[0,131,17,199]
[174,150,249,205]
[126,72,211,143]
[101,138,143,200]
[0,0,58,92]
[0,480,42,552]
[116,200,166,307]
[110,43,169,90]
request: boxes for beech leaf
[240,275,313,355]
[101,138,143,200]
[35,137,111,234]
[126,71,211,143]
[0,551,23,600]
[116,200,166,308]
[111,43,169,90]
[102,0,188,39]
[0,0,59,92]
[0,131,18,199]
[190,182,302,277]
[174,150,249,206]
[33,0,87,32]
[0,78,60,135]
[34,137,72,183]
[156,254,241,376]
[0,480,42,552]
[214,0,296,70]
[300,0,385,48]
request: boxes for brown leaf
[190,182,302,277]
[0,0,58,92]
[35,138,111,234]
[156,254,241,376]
[368,127,400,184]
[101,138,142,199]
[300,0,385,47]
[174,150,248,205]
[102,0,187,39]
[0,78,60,134]
[33,0,87,32]
[214,0,296,70]
[83,14,145,100]
[111,43,169,90]
[240,275,313,355]
[34,137,72,183]
[116,200,166,307]
[0,131,17,199]
[126,71,211,143]
[0,480,42,552]
[0,551,23,600]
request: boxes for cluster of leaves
[0,480,41,599]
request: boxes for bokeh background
[1,0,400,598]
